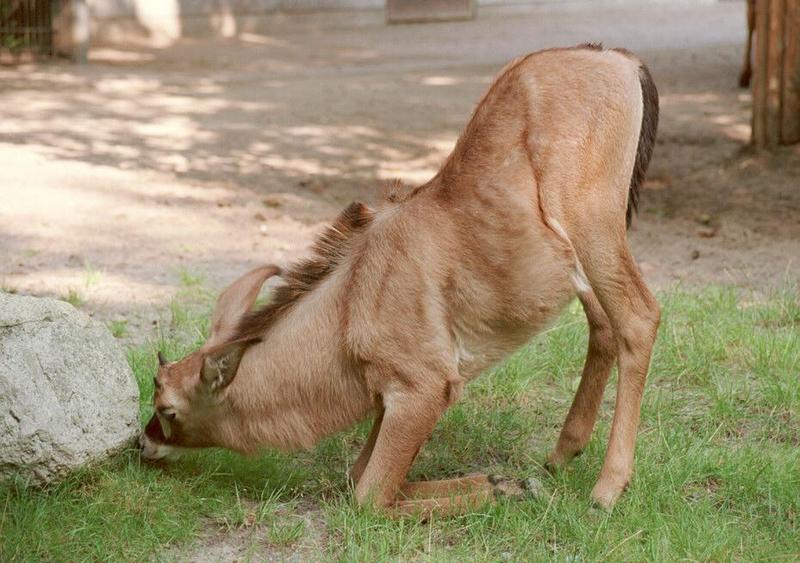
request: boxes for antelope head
[139,265,281,461]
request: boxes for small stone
[697,226,717,238]
[263,195,283,208]
[691,249,700,260]
[697,213,712,226]
[522,476,547,500]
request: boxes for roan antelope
[141,43,660,516]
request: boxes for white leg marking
[548,219,591,294]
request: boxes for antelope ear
[207,264,281,346]
[201,343,246,391]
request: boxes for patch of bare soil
[165,502,328,562]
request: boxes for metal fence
[0,0,54,56]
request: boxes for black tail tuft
[627,61,659,228]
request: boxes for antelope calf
[141,44,660,515]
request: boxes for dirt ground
[1,2,799,341]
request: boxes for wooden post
[783,0,800,143]
[752,0,800,146]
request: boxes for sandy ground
[2,2,799,341]
[1,2,799,557]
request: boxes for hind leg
[568,224,660,508]
[349,406,384,486]
[547,289,617,469]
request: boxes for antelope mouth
[139,431,183,462]
[139,414,183,462]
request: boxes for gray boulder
[0,292,140,484]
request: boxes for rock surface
[0,292,139,484]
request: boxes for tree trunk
[752,0,800,146]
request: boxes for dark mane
[233,201,374,344]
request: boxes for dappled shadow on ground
[0,21,470,329]
[0,2,798,335]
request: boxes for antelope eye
[157,407,177,421]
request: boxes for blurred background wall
[80,0,719,47]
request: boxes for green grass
[83,261,103,289]
[108,320,129,339]
[1,286,798,561]
[63,287,85,308]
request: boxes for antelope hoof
[543,459,560,474]
[544,451,564,471]
[590,478,628,510]
[545,448,581,473]
[488,475,545,500]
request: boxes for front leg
[353,416,501,516]
[355,426,493,500]
[399,474,491,499]
[354,386,446,510]
[354,366,507,517]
